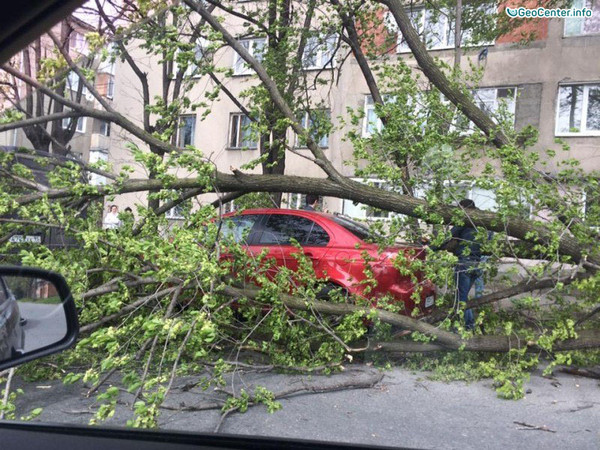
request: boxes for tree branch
[222,285,600,352]
[11,171,595,266]
[0,110,80,133]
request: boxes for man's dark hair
[459,199,476,209]
[306,194,319,206]
[124,207,133,213]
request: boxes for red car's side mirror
[0,266,79,371]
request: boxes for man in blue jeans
[436,199,489,330]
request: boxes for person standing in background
[430,199,491,330]
[103,204,121,229]
[303,194,320,211]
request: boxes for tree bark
[221,285,600,352]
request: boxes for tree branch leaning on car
[424,199,492,330]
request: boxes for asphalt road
[12,365,600,449]
[18,302,67,352]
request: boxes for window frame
[581,189,600,228]
[106,75,115,99]
[341,178,401,220]
[393,6,494,53]
[283,193,306,209]
[340,178,504,220]
[165,204,185,220]
[555,82,600,136]
[296,109,330,149]
[177,114,196,147]
[62,116,86,133]
[563,0,600,37]
[174,38,208,79]
[301,34,338,70]
[88,149,108,186]
[232,37,266,76]
[451,86,517,135]
[362,94,398,138]
[228,113,258,149]
[165,191,192,221]
[69,31,88,54]
[362,95,384,137]
[99,120,111,137]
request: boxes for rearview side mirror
[0,266,79,371]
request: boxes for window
[66,71,90,97]
[453,87,516,134]
[556,83,600,135]
[99,120,111,137]
[306,222,330,246]
[302,34,337,69]
[69,31,87,54]
[174,39,208,78]
[391,6,492,53]
[257,215,330,246]
[223,200,236,214]
[219,215,260,244]
[363,95,380,136]
[98,59,115,76]
[107,75,115,99]
[62,116,86,133]
[395,8,455,52]
[362,95,399,137]
[233,38,266,75]
[89,150,108,185]
[67,71,80,92]
[165,191,192,220]
[187,39,208,77]
[297,110,330,148]
[340,179,500,221]
[583,188,600,222]
[177,115,196,147]
[229,113,257,149]
[165,203,185,220]
[564,0,600,36]
[284,193,306,209]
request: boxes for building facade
[0,15,115,176]
[106,3,600,219]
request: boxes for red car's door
[249,214,331,284]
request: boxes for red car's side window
[256,215,329,246]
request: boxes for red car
[219,209,435,316]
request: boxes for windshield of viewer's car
[1,0,599,448]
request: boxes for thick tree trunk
[13,170,598,266]
[221,285,600,353]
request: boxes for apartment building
[107,3,600,219]
[0,15,115,177]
